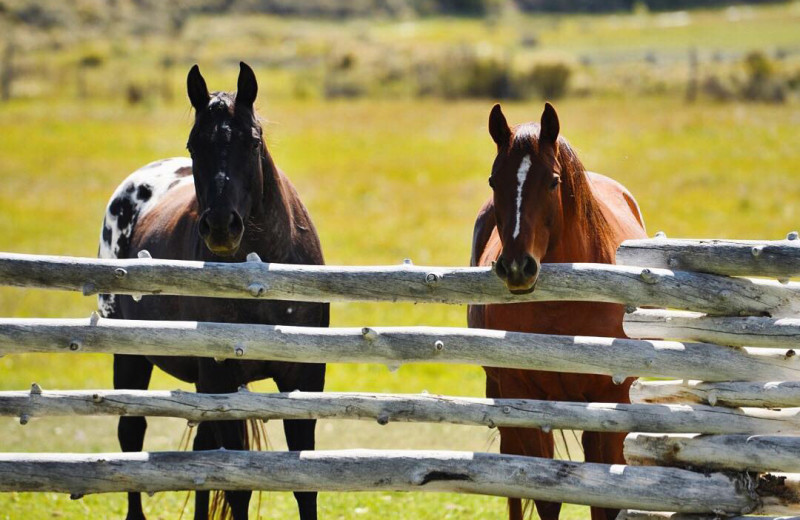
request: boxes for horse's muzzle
[198,209,244,257]
[495,254,540,293]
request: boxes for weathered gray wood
[630,380,800,409]
[2,317,800,382]
[617,510,800,520]
[4,389,800,434]
[617,237,800,278]
[0,449,796,514]
[1,252,799,315]
[625,433,800,473]
[624,309,800,348]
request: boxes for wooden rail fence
[0,237,798,517]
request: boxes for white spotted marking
[512,155,531,240]
[97,157,194,317]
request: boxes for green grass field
[1,4,800,519]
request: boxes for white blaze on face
[512,154,532,239]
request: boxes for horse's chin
[205,239,242,258]
[508,285,536,295]
[506,279,538,295]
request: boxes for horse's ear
[187,65,209,110]
[236,62,258,108]
[489,103,511,148]
[539,102,560,144]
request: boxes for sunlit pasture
[1,4,800,519]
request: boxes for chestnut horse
[468,103,646,520]
[98,63,327,520]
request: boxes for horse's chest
[484,300,628,401]
[179,297,294,324]
[485,301,624,338]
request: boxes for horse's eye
[252,140,261,154]
[549,176,561,191]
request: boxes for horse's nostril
[198,214,211,238]
[229,211,244,236]
[495,258,509,279]
[523,255,540,279]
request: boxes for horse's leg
[585,380,633,520]
[487,374,560,520]
[486,375,525,519]
[582,430,627,520]
[114,354,154,520]
[192,419,251,520]
[276,362,326,520]
[499,426,560,520]
[191,421,214,520]
[194,362,252,520]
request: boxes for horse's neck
[244,156,296,262]
[544,171,614,264]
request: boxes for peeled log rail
[624,309,800,348]
[1,253,800,316]
[4,389,800,434]
[0,450,797,514]
[616,237,800,278]
[617,511,800,520]
[2,318,800,382]
[625,433,800,473]
[630,380,800,409]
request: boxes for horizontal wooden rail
[630,380,800,409]
[1,253,799,315]
[617,511,800,520]
[0,450,797,514]
[3,389,800,434]
[2,318,800,382]
[625,433,800,473]
[617,236,800,278]
[624,309,800,348]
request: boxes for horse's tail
[208,412,271,519]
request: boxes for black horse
[98,62,327,520]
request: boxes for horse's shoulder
[271,169,326,266]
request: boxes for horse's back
[585,171,647,243]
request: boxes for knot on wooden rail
[425,273,441,285]
[639,269,658,284]
[247,283,266,298]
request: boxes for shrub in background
[740,50,786,103]
[522,61,572,99]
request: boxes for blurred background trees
[0,0,797,104]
